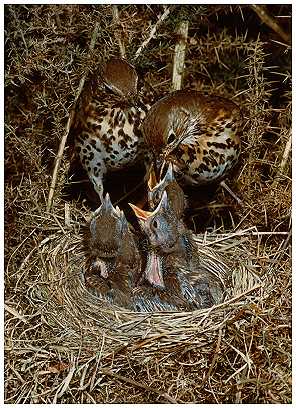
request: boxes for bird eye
[152,219,158,229]
[167,132,175,144]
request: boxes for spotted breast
[72,57,154,201]
[141,89,242,187]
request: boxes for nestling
[83,193,142,308]
[130,190,225,309]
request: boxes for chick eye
[167,132,175,144]
[152,219,158,229]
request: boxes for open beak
[147,163,158,191]
[154,157,166,179]
[129,203,153,220]
[156,152,174,180]
[129,190,168,220]
[145,252,165,288]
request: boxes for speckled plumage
[141,89,242,186]
[72,57,154,201]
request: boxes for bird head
[102,57,138,102]
[130,190,188,289]
[129,190,181,254]
[86,193,127,277]
[141,93,195,182]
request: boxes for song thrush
[141,90,242,189]
[83,193,142,308]
[72,57,154,201]
[130,190,225,309]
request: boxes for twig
[100,367,178,403]
[200,227,290,247]
[172,20,189,91]
[55,11,62,30]
[196,284,262,329]
[113,179,145,206]
[46,22,100,212]
[251,5,291,44]
[281,230,292,252]
[11,7,28,55]
[4,304,28,323]
[272,128,292,188]
[201,327,223,386]
[134,6,171,61]
[53,355,76,402]
[112,5,126,58]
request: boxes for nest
[5,4,291,404]
[41,221,261,338]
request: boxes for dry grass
[5,4,291,404]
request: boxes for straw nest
[5,4,291,403]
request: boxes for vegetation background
[5,4,291,403]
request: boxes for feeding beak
[129,191,169,220]
[155,157,172,181]
[145,253,165,288]
[163,162,175,183]
[129,203,153,221]
[154,157,166,179]
[148,163,158,191]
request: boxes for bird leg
[90,174,104,203]
[220,180,243,206]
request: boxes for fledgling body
[84,193,189,312]
[130,191,225,310]
[83,193,142,308]
[132,282,189,312]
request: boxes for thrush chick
[83,193,142,308]
[72,57,155,201]
[130,191,225,309]
[132,283,189,312]
[141,89,242,188]
[147,162,186,219]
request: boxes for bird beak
[145,252,165,289]
[156,158,171,181]
[129,203,153,220]
[93,193,118,217]
[163,162,175,183]
[129,191,169,220]
[147,163,158,191]
[155,157,164,177]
